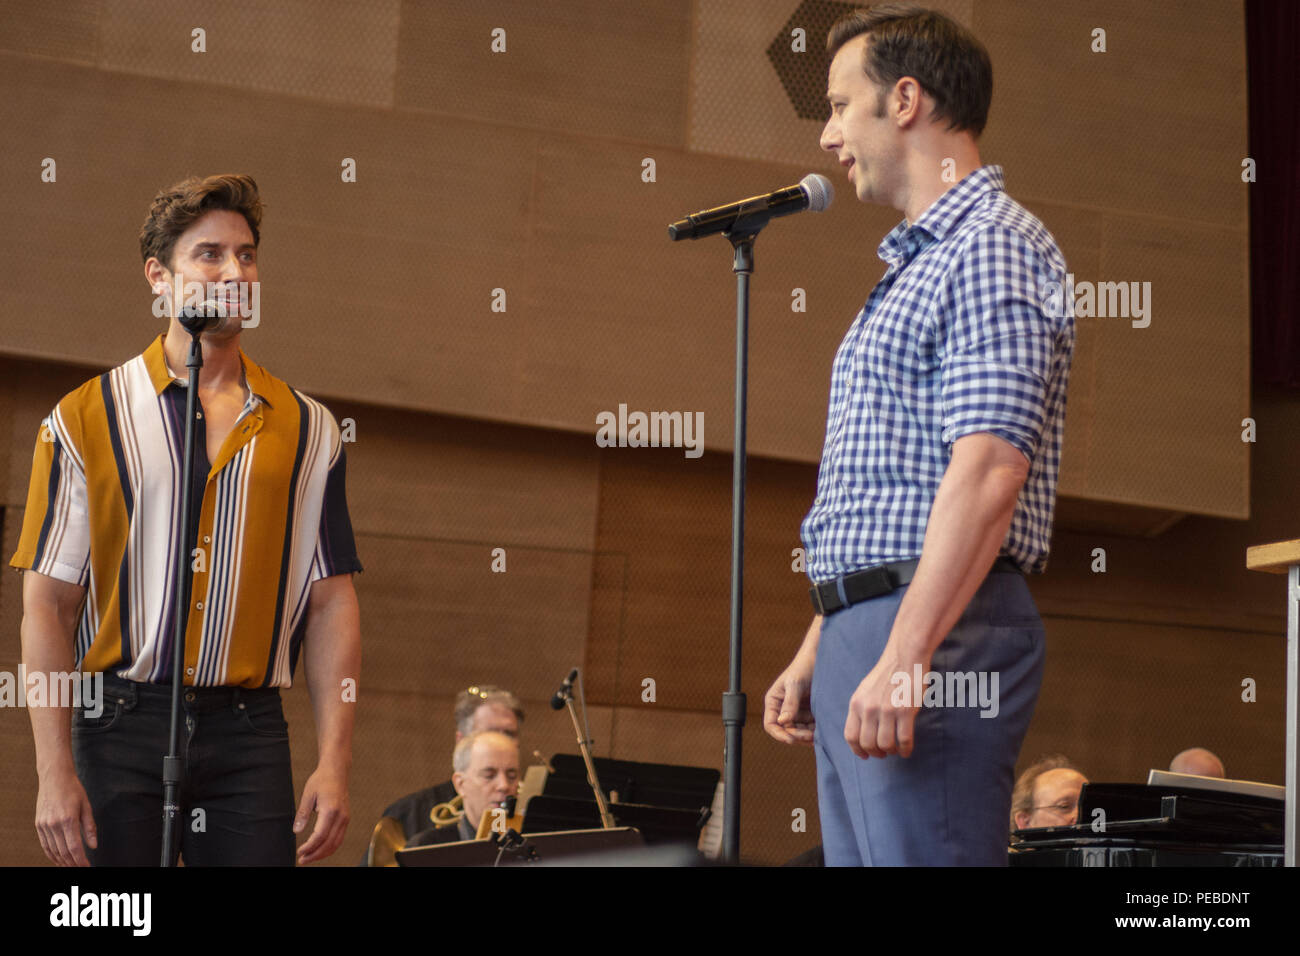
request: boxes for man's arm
[844,431,1029,759]
[763,614,822,744]
[295,572,361,864]
[20,570,96,866]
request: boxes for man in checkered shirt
[763,5,1075,865]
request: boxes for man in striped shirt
[763,6,1074,865]
[13,174,363,866]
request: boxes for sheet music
[697,781,725,859]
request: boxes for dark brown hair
[139,173,263,269]
[827,4,993,136]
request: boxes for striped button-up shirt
[800,166,1074,583]
[11,334,362,687]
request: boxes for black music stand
[522,795,705,849]
[395,827,647,867]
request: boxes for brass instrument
[366,817,406,868]
[366,798,462,868]
[430,794,463,827]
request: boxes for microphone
[667,173,833,241]
[550,668,579,710]
[178,300,231,335]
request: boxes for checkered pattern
[801,166,1074,582]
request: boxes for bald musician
[406,731,521,846]
[1170,747,1226,779]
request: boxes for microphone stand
[718,202,772,865]
[160,325,205,865]
[554,677,615,829]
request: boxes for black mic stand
[160,323,206,866]
[718,202,772,865]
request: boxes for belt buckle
[809,585,827,616]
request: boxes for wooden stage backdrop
[0,0,1277,866]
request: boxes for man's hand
[294,763,350,864]
[35,765,97,866]
[764,617,822,745]
[763,652,817,744]
[844,640,929,759]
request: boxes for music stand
[395,827,646,867]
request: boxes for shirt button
[186,667,194,676]
[203,536,211,543]
[196,412,203,419]
[184,691,195,702]
[196,601,204,610]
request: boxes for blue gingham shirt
[801,166,1074,583]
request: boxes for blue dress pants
[812,569,1045,865]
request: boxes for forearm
[889,451,1024,660]
[21,605,79,778]
[303,580,361,773]
[797,614,822,661]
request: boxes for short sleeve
[9,415,91,586]
[939,227,1061,461]
[311,436,363,582]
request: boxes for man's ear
[145,256,171,292]
[893,76,926,128]
[451,772,465,797]
[1013,810,1032,830]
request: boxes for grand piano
[1010,775,1284,866]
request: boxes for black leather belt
[810,555,1022,617]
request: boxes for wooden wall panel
[395,0,692,146]
[975,0,1248,229]
[0,0,100,63]
[354,535,593,699]
[0,514,39,865]
[588,448,818,713]
[1087,214,1250,515]
[98,0,402,107]
[332,401,601,547]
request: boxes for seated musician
[407,731,521,846]
[1169,747,1225,778]
[376,685,524,841]
[1010,754,1088,838]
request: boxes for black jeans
[71,673,296,866]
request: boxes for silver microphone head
[800,173,834,212]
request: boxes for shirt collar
[142,332,274,408]
[878,164,1005,267]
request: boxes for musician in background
[361,685,524,861]
[1170,747,1225,778]
[406,731,520,846]
[1010,754,1088,836]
